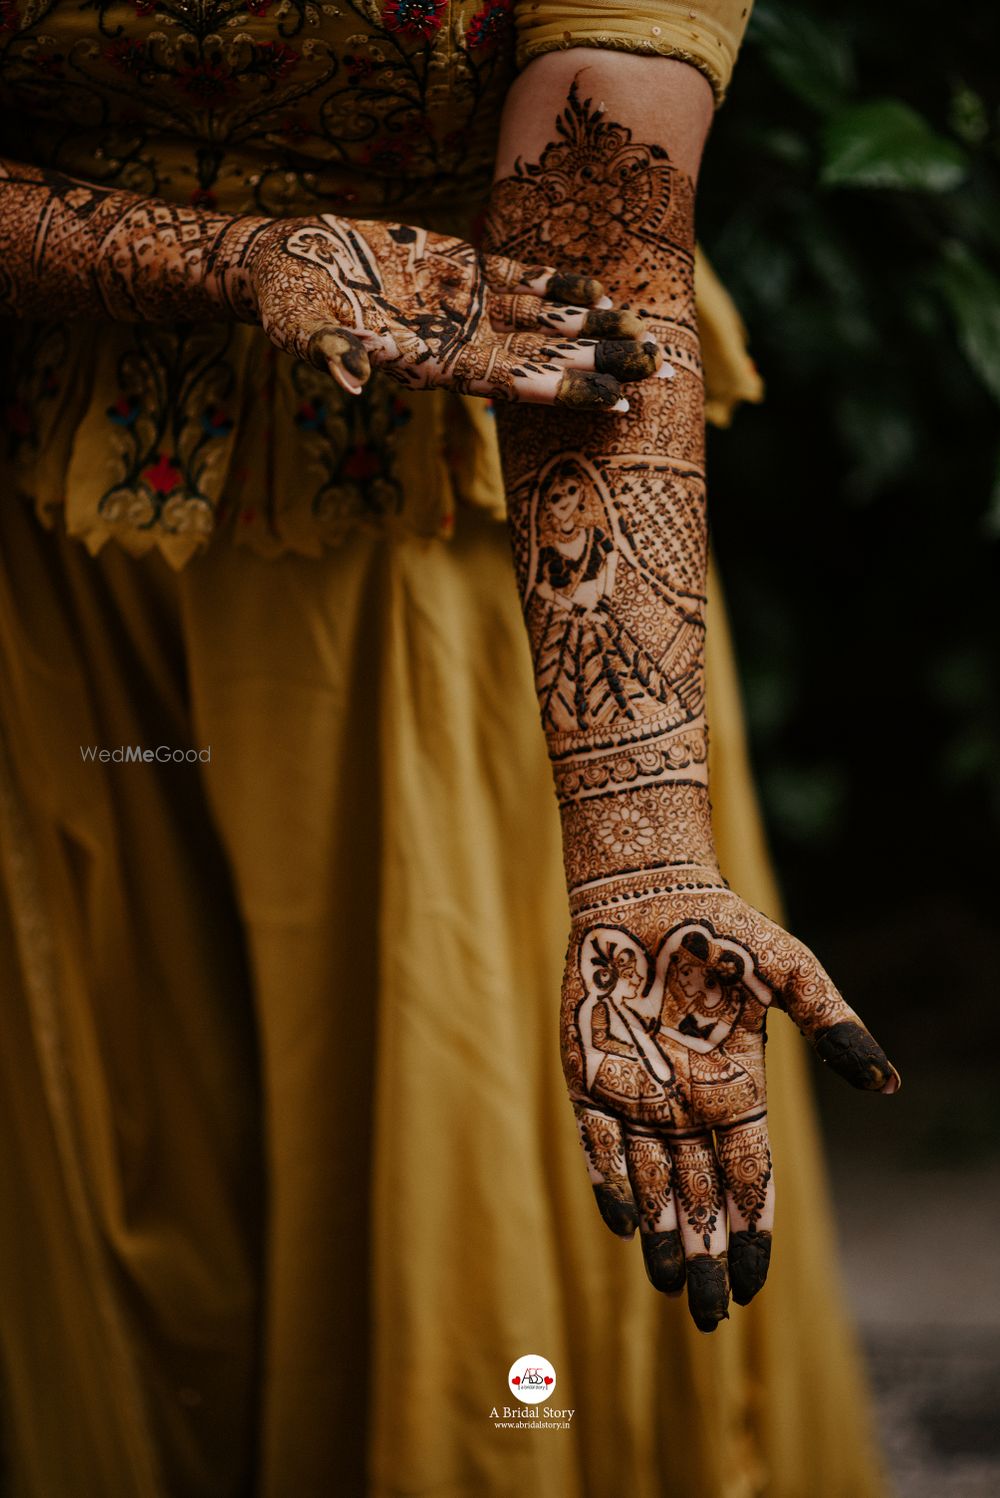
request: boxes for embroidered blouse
[0,1,754,568]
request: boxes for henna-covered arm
[0,156,661,408]
[487,53,717,888]
[487,52,899,1333]
[0,157,261,322]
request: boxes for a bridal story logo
[507,1354,556,1405]
[488,1355,574,1429]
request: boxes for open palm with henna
[565,881,898,1331]
[242,213,664,408]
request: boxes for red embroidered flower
[176,60,234,103]
[382,0,447,42]
[142,454,183,496]
[244,0,272,13]
[132,0,156,15]
[466,0,513,51]
[255,40,299,83]
[189,186,218,209]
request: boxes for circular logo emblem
[507,1354,557,1405]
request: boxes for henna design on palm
[563,892,897,1330]
[486,84,900,1332]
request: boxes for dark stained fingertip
[729,1228,772,1306]
[814,1022,898,1092]
[686,1255,730,1333]
[556,370,625,410]
[307,327,371,390]
[593,1183,638,1239]
[594,339,661,381]
[641,1230,686,1294]
[547,272,604,307]
[581,308,645,340]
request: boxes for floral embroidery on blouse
[0,2,517,564]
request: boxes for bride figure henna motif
[487,83,899,1332]
[0,158,666,411]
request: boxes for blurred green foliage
[699,0,1000,920]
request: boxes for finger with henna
[625,1132,685,1295]
[574,1104,640,1239]
[670,1135,730,1332]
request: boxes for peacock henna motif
[487,84,899,1331]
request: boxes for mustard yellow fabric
[0,498,887,1498]
[0,4,887,1495]
[516,0,753,103]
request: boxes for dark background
[699,4,1000,1490]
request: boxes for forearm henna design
[0,157,257,323]
[0,156,659,409]
[487,85,899,1332]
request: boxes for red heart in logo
[510,1376,520,1385]
[544,1376,554,1385]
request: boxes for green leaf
[749,3,855,115]
[949,81,989,147]
[934,245,1000,403]
[821,101,969,192]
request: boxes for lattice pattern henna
[0,159,247,323]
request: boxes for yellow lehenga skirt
[0,268,885,1498]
